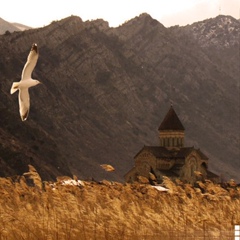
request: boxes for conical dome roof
[158,106,185,131]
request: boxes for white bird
[10,43,41,121]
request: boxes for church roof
[158,106,185,131]
[134,146,208,160]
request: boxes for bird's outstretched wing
[21,43,39,80]
[18,88,30,121]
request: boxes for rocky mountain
[0,17,31,34]
[174,15,240,82]
[183,15,239,48]
[0,14,239,182]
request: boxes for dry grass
[0,170,239,239]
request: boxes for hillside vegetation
[0,166,239,240]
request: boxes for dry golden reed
[0,173,239,240]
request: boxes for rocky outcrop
[183,15,240,49]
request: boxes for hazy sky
[1,0,239,28]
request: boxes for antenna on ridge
[218,0,222,15]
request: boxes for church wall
[156,159,175,170]
[124,167,137,183]
[125,151,157,182]
[179,151,208,184]
[135,151,156,177]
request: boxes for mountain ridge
[0,13,239,182]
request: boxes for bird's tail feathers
[10,82,20,94]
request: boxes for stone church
[125,106,219,184]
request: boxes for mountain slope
[11,22,31,31]
[0,14,239,182]
[0,17,20,34]
[177,15,240,82]
[0,17,31,34]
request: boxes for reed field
[0,166,239,240]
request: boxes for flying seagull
[10,43,41,121]
[100,164,115,172]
